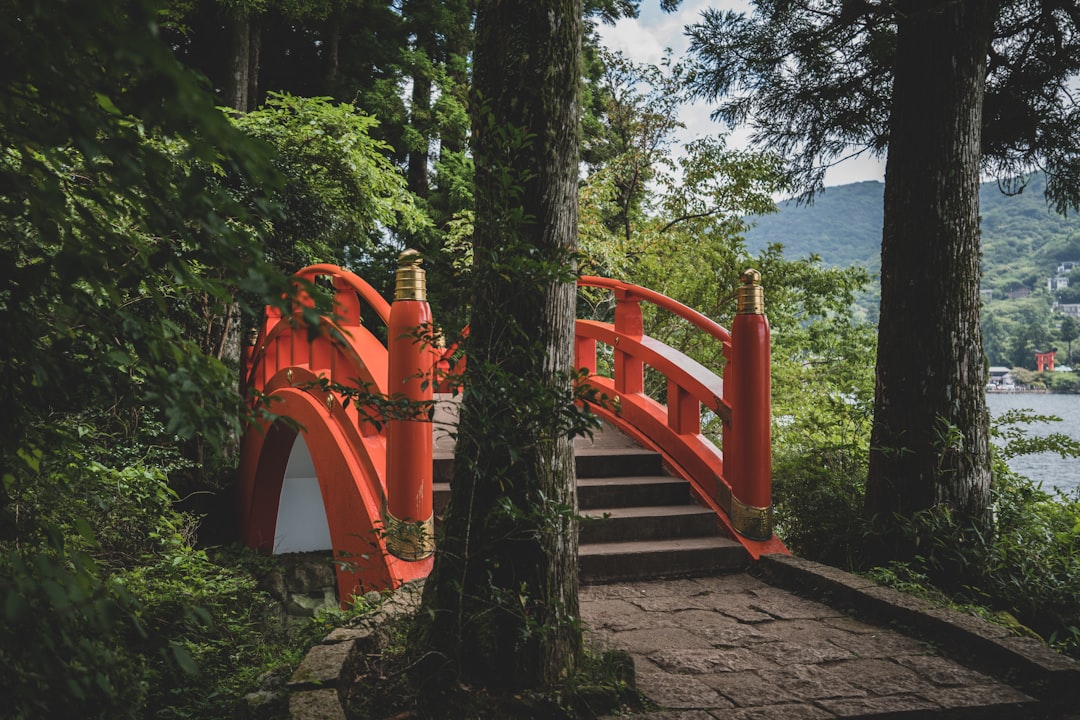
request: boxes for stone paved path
[582,573,1044,719]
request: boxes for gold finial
[736,268,764,315]
[394,249,427,302]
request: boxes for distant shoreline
[985,388,1052,394]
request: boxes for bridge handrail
[578,276,732,346]
[574,273,779,553]
[242,264,391,398]
[294,264,391,325]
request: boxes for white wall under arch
[273,434,333,554]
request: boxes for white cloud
[595,1,886,187]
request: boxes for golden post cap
[737,268,764,315]
[394,249,427,302]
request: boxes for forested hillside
[746,173,1080,285]
[744,173,1080,368]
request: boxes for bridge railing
[575,271,779,553]
[241,264,391,415]
[240,256,436,564]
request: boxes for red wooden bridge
[237,253,786,605]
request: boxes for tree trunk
[248,16,261,110]
[419,0,583,692]
[407,56,432,198]
[225,10,251,112]
[325,13,341,86]
[866,0,998,555]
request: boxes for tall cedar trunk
[225,11,251,112]
[420,0,583,691]
[866,0,997,553]
[325,14,341,85]
[407,59,431,197]
[248,17,261,110]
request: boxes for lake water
[985,393,1080,497]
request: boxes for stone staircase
[432,398,747,583]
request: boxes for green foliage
[0,533,149,720]
[0,2,376,717]
[1,427,358,719]
[1,0,294,463]
[770,315,876,567]
[778,399,1080,658]
[231,92,427,272]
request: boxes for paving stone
[750,639,855,666]
[707,703,836,720]
[681,616,774,647]
[752,619,852,644]
[824,630,931,660]
[715,603,777,624]
[773,664,868,701]
[636,672,735,710]
[631,595,730,613]
[699,573,775,595]
[703,670,800,706]
[649,648,774,674]
[747,594,842,621]
[921,682,1035,709]
[581,583,655,601]
[820,615,887,635]
[575,569,1066,718]
[822,658,929,696]
[667,608,738,630]
[893,654,997,686]
[288,688,345,720]
[599,626,717,654]
[815,693,941,717]
[582,598,660,631]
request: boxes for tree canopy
[688,0,1080,553]
[688,0,1080,211]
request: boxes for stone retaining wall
[284,581,423,720]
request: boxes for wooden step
[434,447,664,483]
[579,505,720,544]
[428,410,750,583]
[577,476,690,509]
[435,475,694,516]
[578,537,748,583]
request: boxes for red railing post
[614,288,644,395]
[385,250,435,560]
[332,275,362,328]
[728,269,772,541]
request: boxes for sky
[594,0,888,187]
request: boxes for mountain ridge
[743,173,1080,296]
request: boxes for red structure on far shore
[1035,349,1057,372]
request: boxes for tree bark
[248,16,261,110]
[225,10,251,112]
[419,0,583,692]
[407,55,432,198]
[866,0,998,553]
